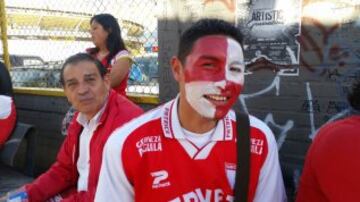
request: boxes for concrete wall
[158,0,360,200]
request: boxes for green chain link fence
[0,0,160,95]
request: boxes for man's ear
[171,56,183,82]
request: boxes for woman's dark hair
[88,13,127,66]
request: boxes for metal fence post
[0,0,10,69]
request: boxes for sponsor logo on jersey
[225,163,236,189]
[151,170,170,189]
[250,137,264,155]
[163,107,171,136]
[224,115,232,140]
[136,135,162,156]
[169,188,234,202]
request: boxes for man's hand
[46,194,62,202]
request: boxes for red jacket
[296,115,360,202]
[25,90,143,202]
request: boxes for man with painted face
[95,19,286,202]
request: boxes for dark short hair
[89,13,127,66]
[60,53,107,86]
[177,18,244,64]
[348,76,360,110]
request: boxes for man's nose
[214,80,226,89]
[77,82,89,94]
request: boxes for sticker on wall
[236,0,302,72]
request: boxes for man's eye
[86,78,96,82]
[67,83,76,88]
[203,63,215,68]
[230,66,242,73]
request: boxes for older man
[3,53,143,202]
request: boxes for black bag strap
[234,112,250,202]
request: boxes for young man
[95,19,286,202]
[296,76,360,202]
[3,53,143,201]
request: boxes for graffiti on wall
[236,0,360,194]
[239,75,294,149]
[239,0,360,143]
[301,1,360,138]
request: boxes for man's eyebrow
[198,55,223,61]
[65,73,97,83]
[84,73,97,78]
[64,78,77,84]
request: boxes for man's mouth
[204,94,229,102]
[79,98,93,104]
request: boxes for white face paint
[184,37,245,119]
[185,81,219,118]
[226,38,245,85]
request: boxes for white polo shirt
[76,103,106,191]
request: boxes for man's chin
[214,109,231,119]
[79,106,96,114]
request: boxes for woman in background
[87,13,132,96]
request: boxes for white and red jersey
[95,97,286,202]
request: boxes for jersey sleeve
[0,95,12,119]
[94,127,134,202]
[0,95,16,147]
[296,125,334,202]
[295,138,322,202]
[110,50,132,65]
[251,117,287,202]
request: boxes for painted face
[183,35,245,119]
[63,61,110,120]
[90,20,109,48]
